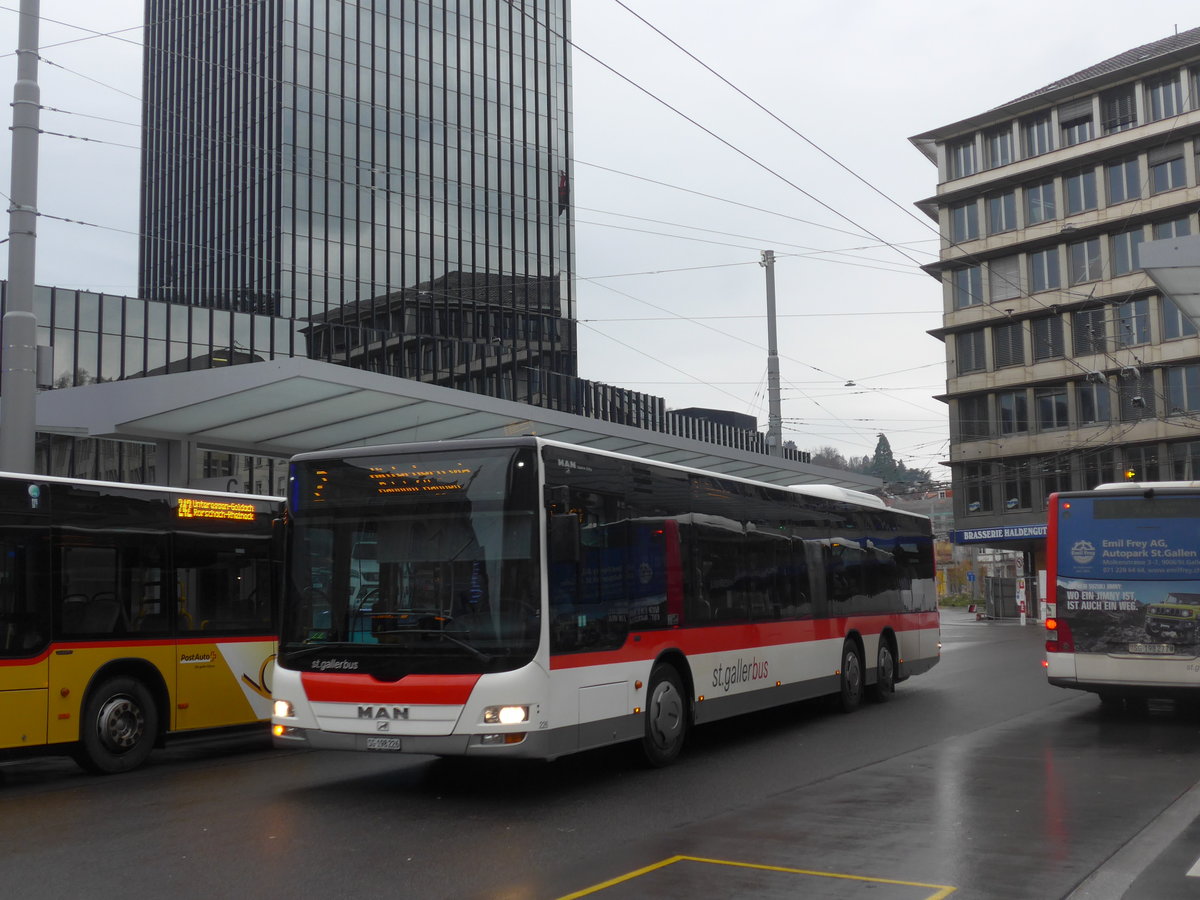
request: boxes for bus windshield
[280,446,541,677]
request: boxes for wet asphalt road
[2,608,1199,899]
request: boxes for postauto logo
[1071,540,1096,566]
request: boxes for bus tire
[839,640,864,713]
[642,664,687,767]
[74,676,159,775]
[868,638,895,703]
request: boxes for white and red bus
[1045,482,1200,709]
[272,438,940,764]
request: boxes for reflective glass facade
[139,0,577,401]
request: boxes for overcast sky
[2,1,1198,476]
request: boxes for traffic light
[1124,467,1136,480]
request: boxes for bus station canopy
[32,358,879,490]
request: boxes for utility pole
[0,0,41,473]
[760,250,782,456]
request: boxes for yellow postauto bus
[0,472,282,773]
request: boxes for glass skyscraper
[139,0,577,401]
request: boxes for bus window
[0,530,50,654]
[58,534,166,636]
[177,536,273,634]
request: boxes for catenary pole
[0,0,41,473]
[760,250,782,456]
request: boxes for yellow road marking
[557,854,957,899]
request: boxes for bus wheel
[868,639,895,703]
[74,677,159,775]
[839,640,864,713]
[642,665,687,767]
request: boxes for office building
[910,27,1200,571]
[138,0,577,403]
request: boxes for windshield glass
[280,445,541,677]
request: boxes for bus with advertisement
[1045,482,1200,709]
[271,437,940,765]
[0,472,282,773]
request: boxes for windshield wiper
[371,628,492,663]
[280,641,363,661]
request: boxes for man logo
[358,706,409,720]
[1071,539,1096,566]
[377,721,389,732]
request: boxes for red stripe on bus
[300,672,481,704]
[549,612,939,670]
[0,634,275,667]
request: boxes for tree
[809,446,849,470]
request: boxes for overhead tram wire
[608,0,943,241]
[499,0,928,269]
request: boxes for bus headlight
[274,700,295,718]
[483,705,529,725]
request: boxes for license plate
[1128,643,1174,655]
[365,737,402,751]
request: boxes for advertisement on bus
[1055,496,1200,654]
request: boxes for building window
[1123,445,1161,483]
[1036,385,1070,431]
[1117,299,1150,347]
[1101,85,1137,133]
[1031,315,1064,360]
[957,394,990,441]
[1146,74,1183,121]
[1167,364,1200,413]
[1106,158,1140,204]
[1000,459,1033,511]
[1171,442,1200,480]
[1073,308,1107,355]
[1077,378,1111,425]
[1064,169,1097,214]
[952,266,983,308]
[956,330,986,374]
[1058,97,1094,147]
[950,201,979,242]
[984,126,1013,169]
[948,138,977,179]
[993,321,1024,368]
[1083,449,1116,489]
[1110,228,1144,276]
[1154,217,1192,239]
[1025,180,1056,225]
[1150,146,1186,194]
[1118,369,1155,421]
[1068,237,1102,284]
[988,256,1020,302]
[962,463,993,514]
[997,389,1029,434]
[987,191,1017,234]
[1162,295,1199,340]
[1028,247,1060,293]
[1039,456,1072,504]
[1022,114,1053,157]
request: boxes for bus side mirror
[548,513,580,564]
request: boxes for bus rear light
[1046,616,1074,653]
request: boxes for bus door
[174,535,275,729]
[0,521,51,750]
[49,530,175,743]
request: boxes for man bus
[272,437,940,765]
